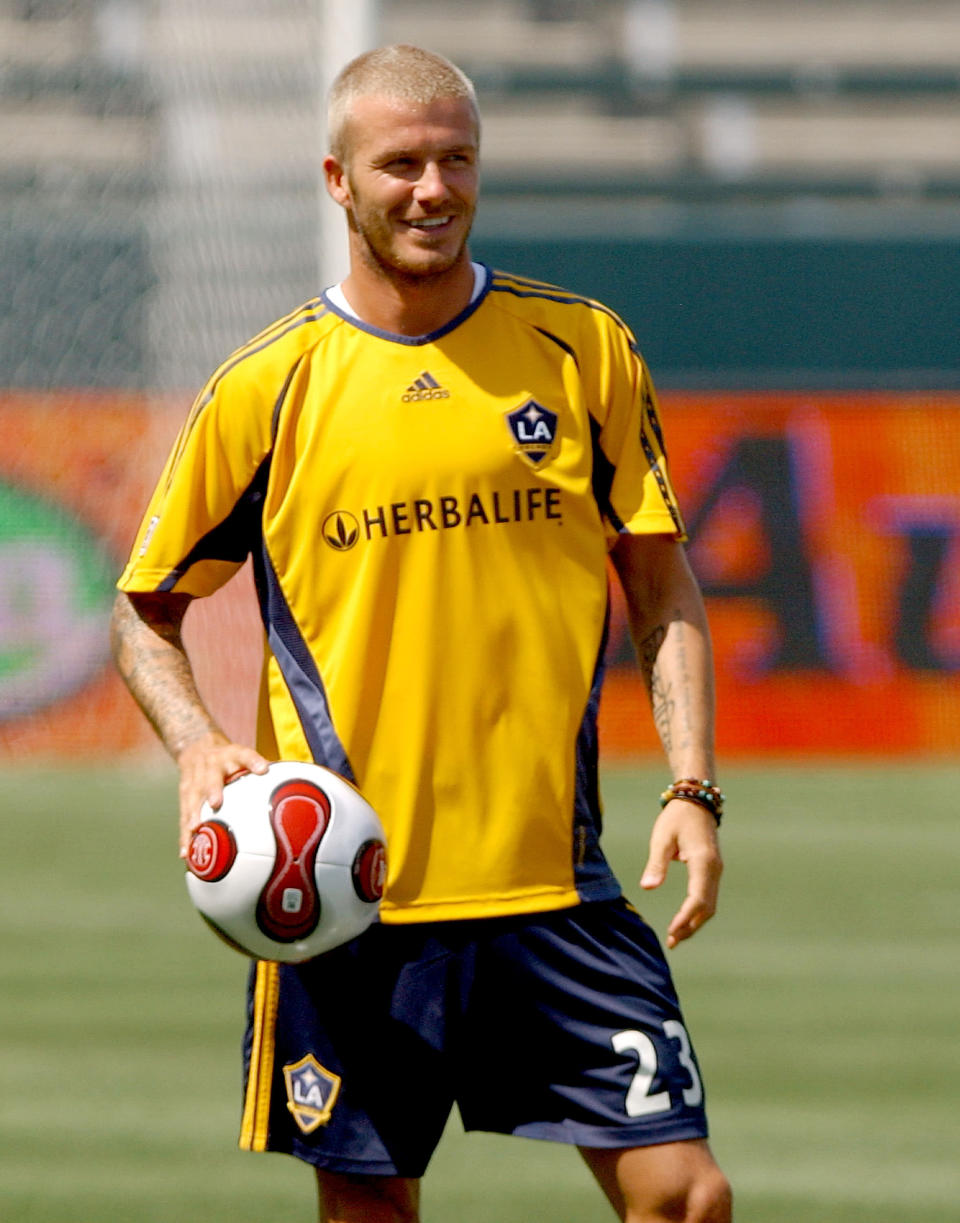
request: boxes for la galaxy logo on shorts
[506,399,559,468]
[283,1053,342,1133]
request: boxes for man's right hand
[176,734,271,857]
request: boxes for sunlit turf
[1,761,957,1222]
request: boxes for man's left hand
[640,800,723,948]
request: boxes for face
[325,94,479,282]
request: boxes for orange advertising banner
[605,392,960,756]
[0,393,157,757]
[2,391,959,759]
[0,393,261,758]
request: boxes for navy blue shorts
[240,898,709,1176]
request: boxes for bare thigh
[316,1169,421,1223]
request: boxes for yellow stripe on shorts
[239,960,280,1152]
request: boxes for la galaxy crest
[506,399,559,468]
[283,1053,341,1133]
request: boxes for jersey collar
[320,263,492,346]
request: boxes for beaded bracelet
[660,778,724,825]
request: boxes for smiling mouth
[406,216,454,231]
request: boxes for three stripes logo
[402,371,450,402]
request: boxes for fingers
[177,739,271,857]
[639,827,673,891]
[640,800,723,948]
[664,858,719,949]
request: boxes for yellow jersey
[118,266,685,923]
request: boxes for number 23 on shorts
[612,1021,703,1118]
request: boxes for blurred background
[2,0,959,757]
[1,4,958,1222]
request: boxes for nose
[413,160,449,205]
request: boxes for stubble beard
[348,201,474,287]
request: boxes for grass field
[1,760,958,1222]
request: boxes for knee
[686,1166,733,1223]
[584,1141,731,1223]
[649,1165,732,1223]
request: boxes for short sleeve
[587,311,686,547]
[117,371,276,597]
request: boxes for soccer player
[111,43,731,1223]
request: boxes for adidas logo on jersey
[402,371,450,402]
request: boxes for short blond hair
[327,44,479,162]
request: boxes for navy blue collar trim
[320,264,492,346]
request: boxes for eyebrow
[376,143,476,159]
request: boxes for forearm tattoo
[638,623,675,754]
[110,595,218,757]
[671,615,695,755]
[638,615,698,762]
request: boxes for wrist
[660,778,724,825]
[171,727,229,763]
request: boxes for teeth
[409,217,450,229]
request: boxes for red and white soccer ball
[185,762,386,963]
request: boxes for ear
[323,155,351,208]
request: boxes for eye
[380,156,419,175]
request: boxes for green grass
[1,762,958,1222]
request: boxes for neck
[339,250,476,336]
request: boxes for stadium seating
[3,0,959,191]
[1,0,958,386]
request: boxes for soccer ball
[185,761,386,963]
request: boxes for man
[111,43,731,1223]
